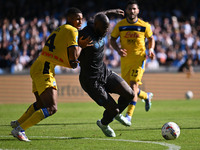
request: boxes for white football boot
[96,120,116,137]
[115,114,131,126]
[11,126,30,142]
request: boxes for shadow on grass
[0,138,16,141]
[0,122,94,127]
[31,137,86,141]
[35,122,94,126]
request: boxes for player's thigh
[31,60,57,96]
[31,59,57,107]
[83,80,112,106]
[106,72,133,98]
[129,60,146,84]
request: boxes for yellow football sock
[138,89,148,100]
[126,101,136,117]
[20,108,48,130]
[17,103,37,124]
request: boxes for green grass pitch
[0,99,200,149]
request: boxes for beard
[127,14,137,20]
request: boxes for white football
[161,122,180,140]
[185,91,193,99]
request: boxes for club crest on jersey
[94,39,104,49]
[138,27,141,31]
[53,81,57,87]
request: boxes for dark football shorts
[79,71,124,106]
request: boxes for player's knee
[48,105,57,116]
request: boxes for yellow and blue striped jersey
[111,18,153,63]
[40,24,78,68]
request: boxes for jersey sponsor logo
[127,39,136,44]
[41,51,64,63]
[124,31,139,38]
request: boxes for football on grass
[185,90,193,99]
[161,122,180,140]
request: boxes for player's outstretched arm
[91,9,124,20]
[104,9,124,16]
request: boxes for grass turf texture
[0,100,200,149]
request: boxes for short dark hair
[94,14,109,25]
[125,0,139,9]
[66,7,82,17]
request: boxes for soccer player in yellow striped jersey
[10,7,92,141]
[110,0,155,124]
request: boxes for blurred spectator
[178,57,194,78]
[11,57,23,73]
[173,51,186,67]
[165,46,176,66]
[156,44,167,66]
[19,49,30,67]
[104,45,120,68]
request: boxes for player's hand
[106,9,124,17]
[149,49,155,60]
[70,60,80,69]
[118,49,127,57]
[114,9,124,16]
[79,36,93,49]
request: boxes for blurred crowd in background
[0,0,200,74]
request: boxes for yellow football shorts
[121,58,146,86]
[30,57,57,96]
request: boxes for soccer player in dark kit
[78,12,135,137]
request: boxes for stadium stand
[0,0,200,74]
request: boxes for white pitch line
[0,135,181,150]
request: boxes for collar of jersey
[126,18,138,24]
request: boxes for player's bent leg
[114,81,134,126]
[125,82,138,121]
[138,89,148,100]
[101,94,119,125]
[138,89,153,111]
[11,88,57,141]
[81,81,118,137]
[11,102,39,128]
[125,101,137,122]
[18,102,38,122]
[105,72,134,113]
[20,108,51,131]
[96,101,118,137]
[10,91,47,129]
[11,107,54,141]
